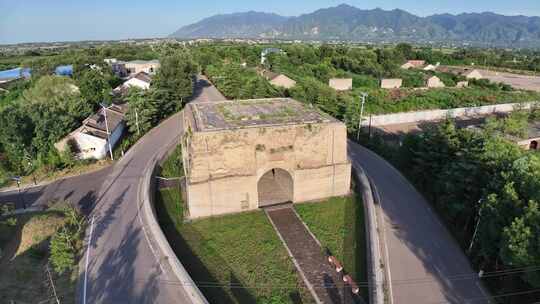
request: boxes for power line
[430,287,540,304]
[137,264,540,289]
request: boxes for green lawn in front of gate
[155,186,314,304]
[295,194,368,301]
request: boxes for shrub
[49,206,85,274]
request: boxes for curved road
[348,140,488,304]
[2,74,489,303]
[0,167,111,212]
[79,75,224,304]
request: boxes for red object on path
[327,256,343,272]
[342,275,360,294]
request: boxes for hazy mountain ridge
[170,4,540,46]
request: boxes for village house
[381,78,403,89]
[181,98,351,218]
[329,78,353,91]
[262,71,296,89]
[55,104,127,160]
[426,76,445,88]
[124,60,160,75]
[438,66,484,80]
[456,81,469,88]
[104,58,160,77]
[423,63,439,71]
[113,71,152,95]
[401,60,426,69]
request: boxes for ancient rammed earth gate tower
[181,98,351,219]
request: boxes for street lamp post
[356,92,368,141]
[100,103,114,161]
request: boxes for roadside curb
[351,165,386,304]
[139,129,208,304]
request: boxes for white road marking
[83,215,95,304]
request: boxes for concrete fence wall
[362,101,538,127]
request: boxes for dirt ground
[479,69,540,92]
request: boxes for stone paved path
[265,205,347,304]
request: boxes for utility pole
[24,151,37,185]
[11,176,25,209]
[135,108,141,136]
[100,103,114,161]
[468,198,484,253]
[356,92,368,141]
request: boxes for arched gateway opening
[530,140,538,150]
[257,168,293,207]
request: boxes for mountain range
[170,4,540,47]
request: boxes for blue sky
[1,0,540,44]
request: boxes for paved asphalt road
[0,167,112,211]
[80,75,225,304]
[348,140,488,304]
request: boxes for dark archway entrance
[257,168,293,207]
[530,140,538,150]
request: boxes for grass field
[0,211,79,303]
[295,195,368,300]
[155,187,314,304]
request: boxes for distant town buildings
[328,78,353,91]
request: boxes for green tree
[76,69,112,107]
[152,51,197,116]
[125,88,157,134]
[395,43,414,60]
[21,76,91,153]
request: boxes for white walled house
[124,60,160,75]
[329,78,353,91]
[113,72,152,95]
[381,78,403,89]
[55,104,127,160]
[426,76,445,88]
[262,71,296,89]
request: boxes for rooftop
[132,71,152,83]
[82,103,127,139]
[189,98,337,132]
